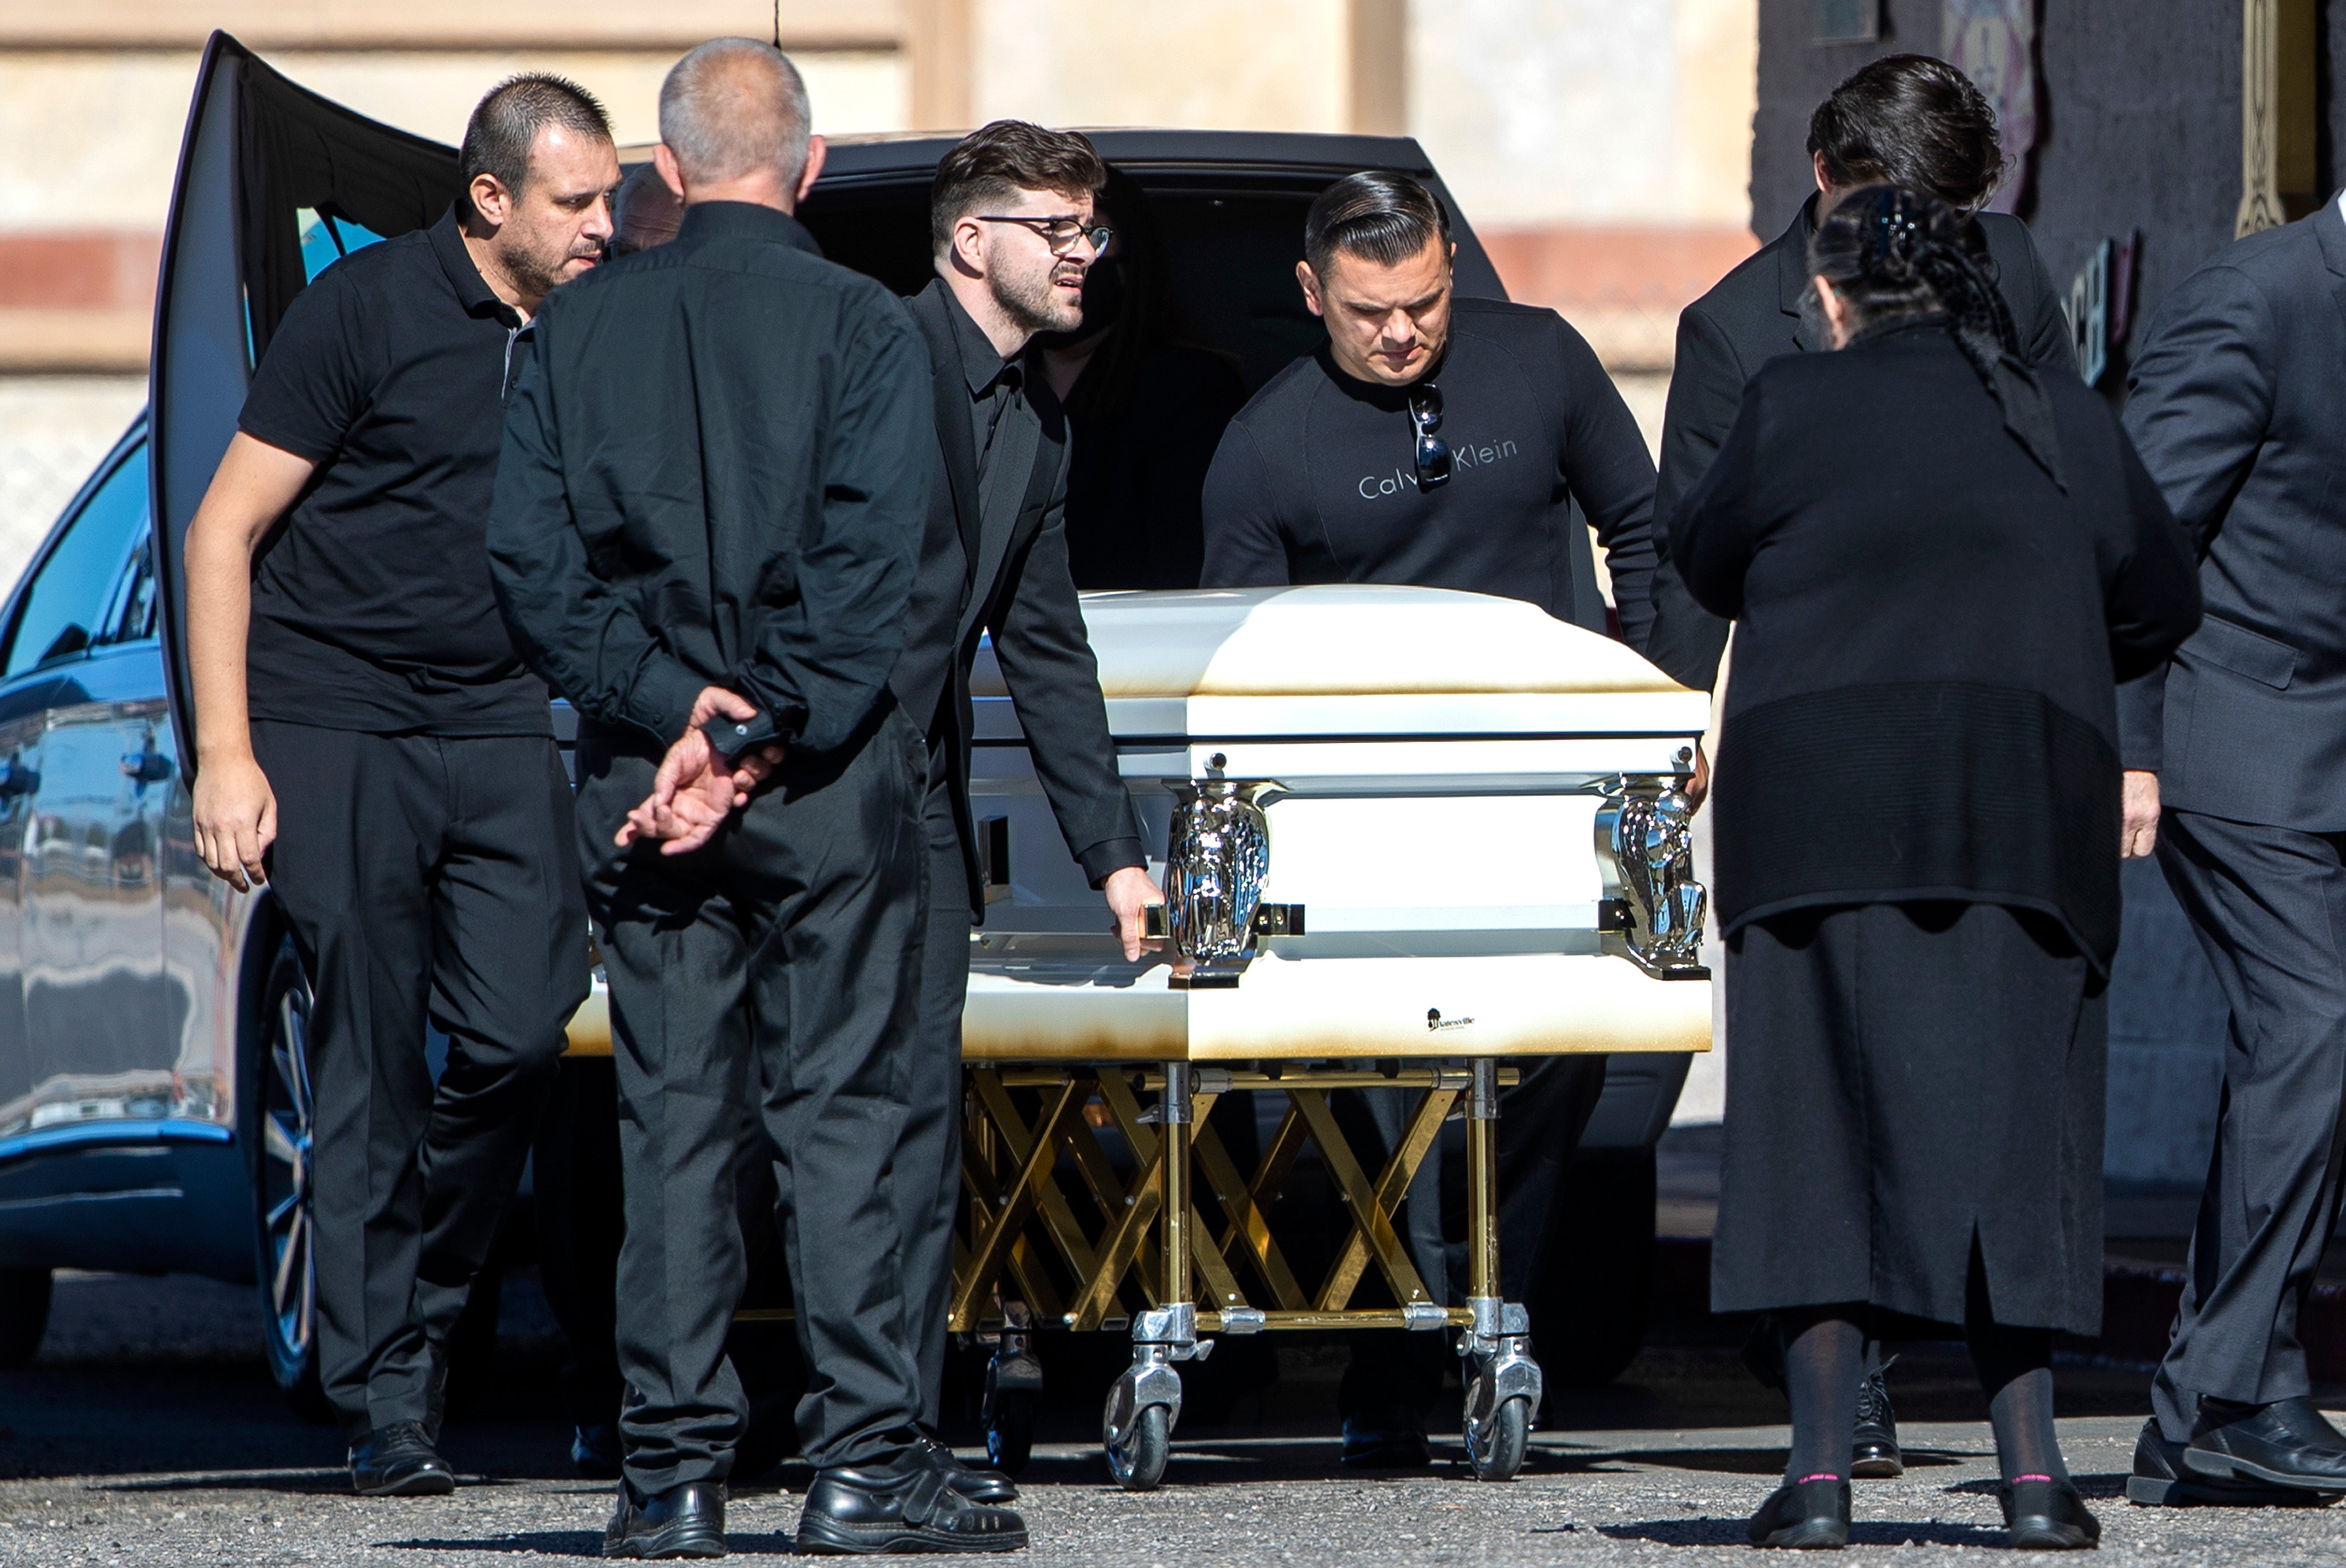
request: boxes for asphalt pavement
[6,1270,2346,1566]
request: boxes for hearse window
[797,176,1327,394]
[4,443,150,680]
[297,207,389,284]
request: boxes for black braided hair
[1810,183,2017,394]
[1809,182,2065,488]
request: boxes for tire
[1465,1392,1530,1482]
[1105,1401,1170,1492]
[246,932,332,1424]
[1533,1150,1655,1389]
[987,1389,1034,1475]
[0,1267,51,1368]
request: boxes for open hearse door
[150,31,462,777]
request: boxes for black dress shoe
[795,1454,1028,1554]
[573,1422,624,1480]
[604,1481,726,1560]
[2184,1396,2346,1491]
[1340,1408,1431,1468]
[1851,1360,1902,1480]
[1746,1475,1849,1549]
[1999,1476,2100,1549]
[2128,1416,2336,1507]
[918,1434,1019,1504]
[348,1421,456,1497]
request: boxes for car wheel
[1533,1149,1656,1389]
[0,1267,52,1368]
[248,932,332,1423]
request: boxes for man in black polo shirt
[1201,170,1659,1466]
[182,76,615,1495]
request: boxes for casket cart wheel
[985,1389,1034,1474]
[1463,1375,1531,1482]
[1105,1401,1170,1491]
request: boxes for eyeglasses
[1407,381,1452,491]
[975,215,1116,256]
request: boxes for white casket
[961,585,1714,1062]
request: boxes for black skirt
[1709,900,2106,1335]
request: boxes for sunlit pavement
[4,1273,2346,1565]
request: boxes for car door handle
[121,749,173,785]
[0,761,37,798]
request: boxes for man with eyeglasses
[1199,168,1661,1467]
[888,119,1162,1495]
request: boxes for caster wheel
[1465,1391,1530,1482]
[1105,1401,1170,1491]
[987,1389,1034,1474]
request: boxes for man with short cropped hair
[887,118,1160,1495]
[490,42,1028,1557]
[1201,168,1659,1467]
[182,74,614,1494]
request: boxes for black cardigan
[1672,321,2201,969]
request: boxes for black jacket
[1648,200,2075,690]
[2118,197,2346,830]
[487,202,929,758]
[890,279,1145,915]
[1674,320,2200,971]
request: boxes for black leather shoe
[574,1422,624,1480]
[1999,1476,2100,1549]
[1340,1408,1431,1469]
[604,1481,726,1559]
[2184,1396,2346,1491]
[1851,1360,1901,1479]
[796,1455,1028,1554]
[2128,1416,2335,1506]
[1746,1475,1850,1549]
[918,1434,1019,1504]
[348,1421,456,1497]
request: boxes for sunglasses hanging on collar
[1408,380,1452,491]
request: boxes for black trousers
[2151,810,2346,1440]
[1335,1053,1609,1418]
[251,721,586,1440]
[900,769,973,1427]
[575,707,930,1491]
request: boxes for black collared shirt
[489,201,930,758]
[236,206,552,735]
[941,287,1040,529]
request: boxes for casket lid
[977,585,1690,699]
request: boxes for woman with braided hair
[1674,183,2203,1551]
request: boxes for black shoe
[1851,1360,1901,1480]
[2184,1396,2346,1492]
[574,1422,624,1480]
[795,1454,1029,1554]
[918,1433,1019,1504]
[348,1421,456,1497]
[1339,1408,1430,1469]
[1999,1476,2100,1549]
[1746,1475,1850,1549]
[604,1481,726,1559]
[2128,1416,2336,1507]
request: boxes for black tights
[1779,1248,2063,1488]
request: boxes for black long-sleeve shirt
[488,202,930,757]
[1675,321,2199,970]
[1198,297,1657,645]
